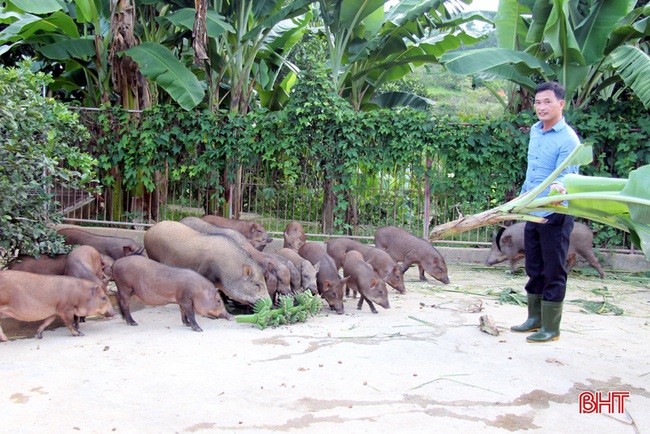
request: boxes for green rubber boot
[511,293,542,332]
[527,301,563,343]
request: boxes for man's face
[534,89,565,127]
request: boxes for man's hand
[549,183,566,206]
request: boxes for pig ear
[323,280,332,289]
[370,278,378,287]
[243,264,253,279]
[90,285,99,296]
[313,262,320,273]
[502,235,513,246]
[341,276,350,284]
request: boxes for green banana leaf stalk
[236,291,322,330]
[429,142,650,260]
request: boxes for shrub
[0,61,98,262]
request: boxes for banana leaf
[122,42,205,111]
[430,142,650,261]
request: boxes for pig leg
[576,252,606,279]
[565,254,577,273]
[417,265,428,282]
[179,302,203,332]
[117,291,138,326]
[357,295,378,314]
[0,325,8,342]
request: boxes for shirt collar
[535,117,567,133]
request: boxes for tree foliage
[0,62,98,262]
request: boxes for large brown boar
[283,221,307,251]
[58,227,144,260]
[298,242,347,314]
[144,221,269,307]
[374,226,450,284]
[7,254,67,275]
[275,248,319,294]
[326,237,405,293]
[111,255,232,331]
[342,251,390,314]
[200,215,272,251]
[0,270,116,341]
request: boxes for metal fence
[57,175,496,246]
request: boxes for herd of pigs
[0,216,605,342]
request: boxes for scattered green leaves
[235,291,322,330]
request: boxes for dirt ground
[1,262,649,434]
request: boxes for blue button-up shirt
[520,117,580,216]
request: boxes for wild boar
[298,242,348,314]
[240,243,293,299]
[57,227,144,260]
[485,222,606,279]
[144,221,269,306]
[7,254,67,275]
[200,215,272,251]
[326,237,405,293]
[0,270,116,341]
[64,245,111,291]
[283,221,307,251]
[111,255,232,331]
[374,226,450,284]
[342,251,390,314]
[273,254,303,294]
[181,216,251,246]
[275,248,319,294]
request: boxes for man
[511,81,580,343]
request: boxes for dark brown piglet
[374,226,450,284]
[298,242,347,314]
[57,227,144,260]
[201,215,272,251]
[283,221,307,251]
[276,248,319,294]
[326,237,405,293]
[241,244,293,299]
[342,251,389,314]
[0,270,116,341]
[111,255,232,332]
[7,254,67,275]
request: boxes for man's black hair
[535,81,565,100]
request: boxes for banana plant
[314,0,489,110]
[429,142,650,260]
[440,0,650,111]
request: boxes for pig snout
[99,301,117,318]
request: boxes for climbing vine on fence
[88,76,648,239]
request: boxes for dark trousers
[524,213,574,302]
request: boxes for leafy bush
[0,61,98,262]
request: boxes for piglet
[283,221,307,251]
[111,255,232,332]
[0,270,116,341]
[7,254,67,275]
[342,251,390,314]
[374,226,450,284]
[298,242,348,314]
[326,237,405,293]
[275,248,319,294]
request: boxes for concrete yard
[2,231,649,433]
